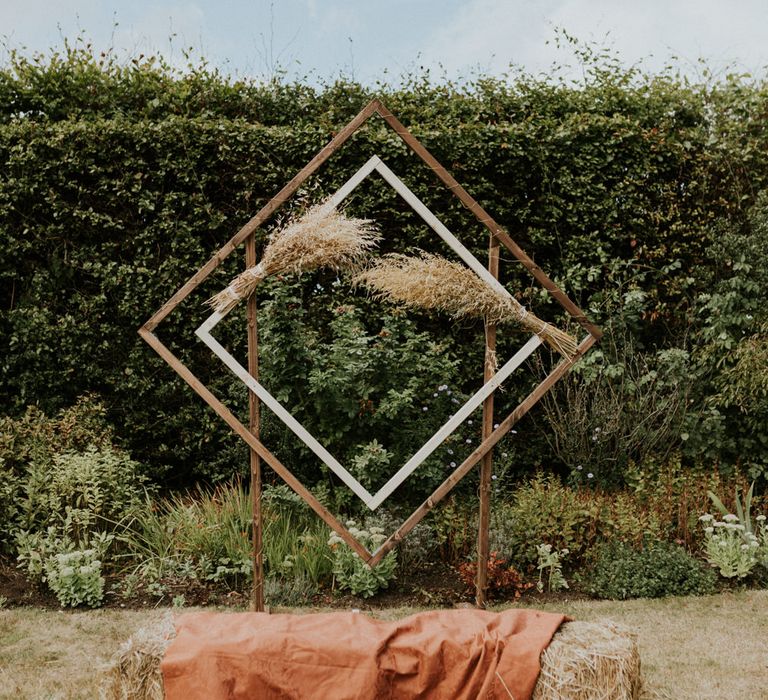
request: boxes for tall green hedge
[2,46,768,486]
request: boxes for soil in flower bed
[0,557,581,611]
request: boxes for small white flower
[468,420,473,425]
[491,475,497,480]
[576,465,583,471]
[450,462,456,468]
[699,514,714,522]
[422,406,428,412]
[723,514,739,522]
[494,423,500,429]
[433,393,439,397]
[587,472,594,479]
[466,438,472,444]
[704,527,714,534]
[757,515,766,522]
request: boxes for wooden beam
[245,234,265,612]
[476,237,499,608]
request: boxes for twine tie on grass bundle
[208,201,381,315]
[353,252,578,358]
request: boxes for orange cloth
[161,608,565,700]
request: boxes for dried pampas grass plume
[208,201,381,314]
[353,252,578,358]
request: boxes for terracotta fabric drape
[162,608,565,700]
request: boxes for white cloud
[418,0,768,81]
[1,0,766,82]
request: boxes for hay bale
[102,616,640,700]
[535,620,642,700]
[99,613,175,700]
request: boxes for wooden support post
[476,237,499,608]
[246,234,265,612]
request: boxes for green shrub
[0,396,114,476]
[362,509,438,571]
[626,455,755,548]
[16,526,113,583]
[0,396,131,553]
[328,522,397,598]
[581,542,717,600]
[0,458,20,551]
[13,443,146,604]
[490,475,600,571]
[20,445,147,540]
[44,548,105,608]
[491,475,669,572]
[430,496,478,565]
[541,331,691,489]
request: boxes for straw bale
[535,620,642,700]
[209,201,380,314]
[99,613,175,700]
[102,616,640,700]
[354,252,579,357]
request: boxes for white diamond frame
[196,155,542,510]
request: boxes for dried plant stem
[208,201,380,314]
[354,253,578,357]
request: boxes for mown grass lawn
[1,590,766,699]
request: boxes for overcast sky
[1,0,767,84]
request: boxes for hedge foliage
[2,44,768,488]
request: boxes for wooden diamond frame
[196,154,544,511]
[139,99,601,592]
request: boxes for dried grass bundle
[534,620,642,700]
[99,614,175,700]
[209,201,381,314]
[353,253,578,357]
